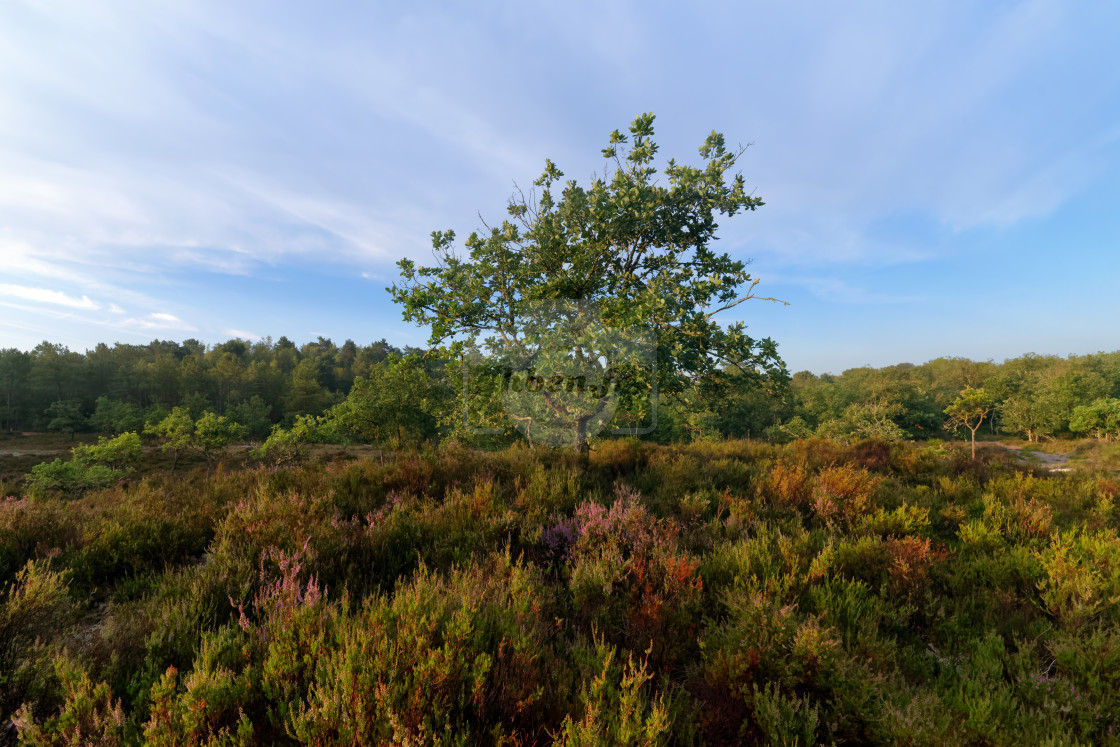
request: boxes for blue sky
[1,1,1118,374]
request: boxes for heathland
[3,402,1120,744]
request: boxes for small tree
[145,409,247,474]
[329,355,443,448]
[944,387,993,460]
[255,415,340,466]
[764,415,813,443]
[144,407,195,471]
[816,400,908,443]
[999,391,1064,443]
[43,401,85,439]
[192,412,247,474]
[70,432,143,472]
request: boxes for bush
[24,432,143,497]
[554,636,672,746]
[71,432,143,472]
[26,459,120,496]
[255,415,341,466]
[288,553,562,745]
[1,561,75,722]
[809,464,883,528]
[13,656,127,746]
[0,497,79,584]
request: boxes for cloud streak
[119,312,197,332]
[0,284,100,310]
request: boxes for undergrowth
[3,438,1120,745]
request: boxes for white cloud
[225,328,261,341]
[0,283,99,310]
[119,312,197,332]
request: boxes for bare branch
[706,279,788,317]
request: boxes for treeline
[0,337,411,437]
[3,338,1120,445]
[771,352,1120,443]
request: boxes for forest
[3,337,1120,450]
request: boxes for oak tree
[391,114,785,453]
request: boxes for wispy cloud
[120,312,197,332]
[2,0,1109,281]
[0,284,99,310]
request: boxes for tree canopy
[944,387,994,459]
[391,113,786,452]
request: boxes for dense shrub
[25,459,120,496]
[24,432,143,497]
[4,439,1120,744]
[0,562,75,725]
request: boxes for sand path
[986,442,1072,472]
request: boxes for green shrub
[12,656,126,747]
[1036,528,1120,631]
[1,561,75,723]
[751,681,820,747]
[288,553,562,745]
[810,464,883,528]
[255,415,341,466]
[26,459,120,496]
[70,431,143,472]
[0,497,78,584]
[554,635,671,746]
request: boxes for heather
[3,438,1120,744]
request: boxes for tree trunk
[573,419,591,464]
